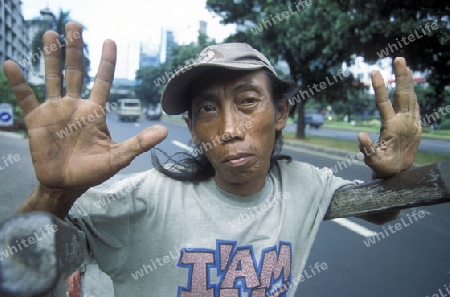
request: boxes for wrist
[16,183,89,219]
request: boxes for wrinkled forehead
[189,69,271,101]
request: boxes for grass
[283,132,450,166]
[162,114,185,123]
[323,121,450,141]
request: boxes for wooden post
[0,161,449,297]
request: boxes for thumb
[357,132,377,162]
[111,125,168,169]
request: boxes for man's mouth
[222,153,254,166]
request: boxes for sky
[21,0,236,79]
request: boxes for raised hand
[3,22,168,190]
[358,57,422,178]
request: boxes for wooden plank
[324,161,450,220]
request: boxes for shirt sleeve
[276,160,362,220]
[65,170,153,278]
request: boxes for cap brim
[161,62,268,115]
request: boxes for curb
[284,139,358,159]
[0,131,27,140]
[284,139,421,168]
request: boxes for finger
[3,60,39,115]
[90,39,117,105]
[407,68,417,114]
[43,30,62,99]
[415,102,422,127]
[357,132,376,161]
[111,125,168,170]
[393,57,411,113]
[371,70,395,121]
[64,22,84,98]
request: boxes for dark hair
[151,69,298,182]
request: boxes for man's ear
[275,100,290,131]
[184,114,200,145]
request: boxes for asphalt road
[0,113,449,297]
[284,124,450,155]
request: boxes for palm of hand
[365,112,421,177]
[4,23,167,190]
[359,58,422,178]
[26,98,119,188]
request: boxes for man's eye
[198,105,216,113]
[242,98,260,105]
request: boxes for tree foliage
[206,0,449,137]
[135,33,216,107]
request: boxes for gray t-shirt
[67,159,357,297]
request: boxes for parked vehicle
[116,99,142,122]
[293,111,324,128]
[146,103,162,120]
[304,112,324,128]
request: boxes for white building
[0,0,29,79]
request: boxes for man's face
[186,69,289,195]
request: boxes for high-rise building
[159,28,178,64]
[165,30,176,62]
[199,20,207,36]
[139,40,160,68]
[0,0,30,79]
[115,41,140,80]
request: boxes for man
[3,22,421,296]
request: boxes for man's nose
[220,109,244,141]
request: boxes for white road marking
[172,140,194,154]
[173,140,377,238]
[134,123,140,127]
[331,218,377,238]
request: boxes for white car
[116,99,142,122]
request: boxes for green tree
[338,0,450,108]
[206,0,449,138]
[0,71,15,105]
[207,0,358,138]
[135,66,167,106]
[0,72,44,130]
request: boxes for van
[116,99,142,122]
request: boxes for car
[293,111,324,128]
[304,112,324,128]
[146,103,162,120]
[116,99,142,122]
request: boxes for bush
[438,119,450,130]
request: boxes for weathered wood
[324,161,450,220]
[0,211,87,297]
[0,162,449,296]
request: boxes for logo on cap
[195,48,217,64]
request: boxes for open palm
[358,57,422,178]
[3,22,167,189]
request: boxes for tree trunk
[296,102,306,139]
